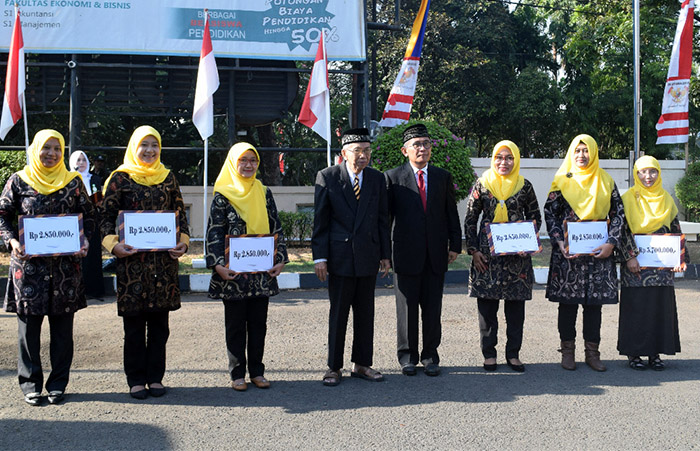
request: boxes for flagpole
[203,138,208,245]
[322,34,331,167]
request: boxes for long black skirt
[617,286,680,356]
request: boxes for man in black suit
[312,128,391,386]
[385,124,462,376]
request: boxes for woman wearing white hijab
[69,151,94,195]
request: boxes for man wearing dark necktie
[385,124,462,376]
[312,128,391,386]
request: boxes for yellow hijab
[550,134,614,220]
[105,126,170,189]
[622,156,677,234]
[213,142,270,234]
[18,130,80,195]
[479,140,525,223]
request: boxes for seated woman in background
[618,155,687,370]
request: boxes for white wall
[181,159,688,238]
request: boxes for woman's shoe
[506,358,525,372]
[130,385,148,400]
[649,355,665,371]
[24,392,42,406]
[47,391,65,405]
[148,383,166,397]
[251,376,271,389]
[628,356,646,370]
[483,358,497,372]
[232,379,248,391]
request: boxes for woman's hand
[77,240,89,258]
[10,238,29,261]
[626,257,640,276]
[168,242,188,260]
[557,241,575,260]
[215,264,238,281]
[673,262,687,273]
[472,251,488,273]
[267,262,285,278]
[112,243,138,258]
[593,243,614,259]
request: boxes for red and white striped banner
[656,0,694,145]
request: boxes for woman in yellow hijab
[544,134,634,373]
[464,140,541,372]
[618,156,686,371]
[0,129,96,405]
[206,142,288,392]
[100,125,190,400]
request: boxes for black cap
[403,124,430,143]
[341,128,371,146]
[94,155,106,161]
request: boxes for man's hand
[10,238,29,261]
[472,251,488,273]
[380,259,391,278]
[447,251,459,265]
[557,241,575,260]
[315,261,328,282]
[168,242,188,260]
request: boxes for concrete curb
[0,265,695,296]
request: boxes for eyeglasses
[347,148,372,155]
[408,140,432,150]
[494,156,515,163]
[238,158,259,166]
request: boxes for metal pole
[632,0,641,186]
[68,54,80,155]
[203,138,208,243]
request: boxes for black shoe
[47,391,65,405]
[130,388,148,400]
[24,392,42,406]
[506,359,525,373]
[424,363,441,377]
[148,386,167,397]
[628,356,646,371]
[401,364,417,376]
[649,355,665,371]
[483,359,498,371]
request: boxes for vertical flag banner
[0,7,25,141]
[299,33,330,142]
[193,11,220,140]
[656,0,694,144]
[379,0,431,128]
[299,33,331,166]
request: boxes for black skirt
[617,286,680,356]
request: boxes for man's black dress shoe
[506,359,525,372]
[424,363,441,377]
[401,364,417,376]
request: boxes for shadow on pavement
[59,360,700,414]
[0,419,171,450]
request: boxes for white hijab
[69,150,93,195]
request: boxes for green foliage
[278,210,314,247]
[0,151,26,190]
[675,162,700,221]
[371,120,476,201]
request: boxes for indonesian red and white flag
[299,33,330,142]
[0,8,25,141]
[192,12,219,140]
[379,0,431,127]
[656,0,694,144]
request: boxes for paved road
[1,281,699,450]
